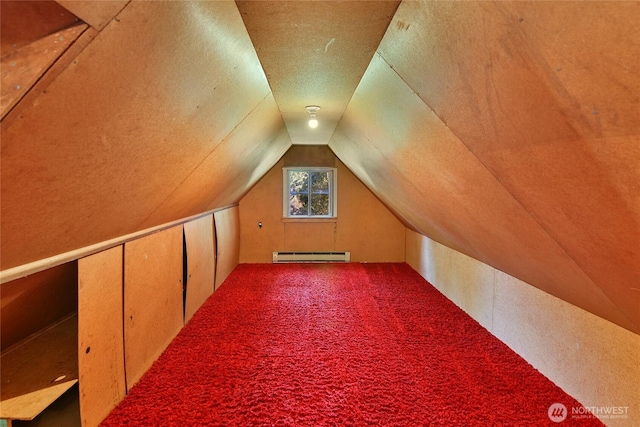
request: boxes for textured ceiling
[236,1,399,145]
[1,1,638,334]
[1,1,289,269]
[331,0,639,332]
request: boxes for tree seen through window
[286,169,334,217]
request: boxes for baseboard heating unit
[272,251,351,263]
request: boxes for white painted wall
[405,229,639,427]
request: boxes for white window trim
[283,167,337,219]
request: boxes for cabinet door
[78,246,125,427]
[124,225,183,389]
[214,206,240,289]
[184,215,215,323]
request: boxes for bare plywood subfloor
[0,313,78,420]
[0,380,77,421]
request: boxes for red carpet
[101,263,604,426]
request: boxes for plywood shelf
[1,313,78,422]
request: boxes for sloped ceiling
[236,0,399,145]
[1,1,290,269]
[1,1,638,334]
[331,1,640,333]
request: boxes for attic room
[0,1,638,426]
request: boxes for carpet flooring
[101,263,604,426]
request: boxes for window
[283,167,337,218]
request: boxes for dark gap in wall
[213,220,218,291]
[182,230,188,322]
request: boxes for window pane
[310,194,329,215]
[284,167,335,218]
[310,172,329,193]
[289,171,308,194]
[289,194,308,216]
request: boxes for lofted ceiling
[1,1,638,334]
[236,0,399,145]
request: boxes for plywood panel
[124,226,183,389]
[78,246,125,427]
[9,384,81,427]
[0,1,80,51]
[2,26,98,125]
[334,160,405,262]
[331,53,634,331]
[376,0,639,332]
[331,125,436,241]
[492,270,640,427]
[236,1,399,145]
[1,24,87,118]
[239,146,406,263]
[139,94,291,228]
[407,230,640,427]
[1,262,77,350]
[214,207,240,289]
[239,159,287,264]
[184,215,215,323]
[0,314,78,420]
[408,233,495,331]
[283,222,337,252]
[0,380,77,422]
[56,0,129,30]
[405,229,453,296]
[1,0,271,270]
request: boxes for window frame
[282,167,337,219]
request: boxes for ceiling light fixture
[306,105,320,129]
